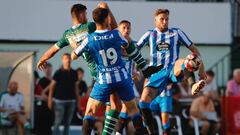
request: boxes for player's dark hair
[92,8,109,24]
[206,70,215,77]
[71,4,87,17]
[76,67,84,74]
[154,9,169,16]
[62,53,71,58]
[119,20,131,26]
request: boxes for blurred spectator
[34,71,40,91]
[76,67,88,97]
[0,81,31,135]
[48,53,79,135]
[178,79,192,98]
[34,63,53,135]
[202,70,219,101]
[78,86,105,135]
[190,92,220,135]
[227,68,240,96]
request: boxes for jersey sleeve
[116,30,128,47]
[177,28,193,48]
[74,37,90,57]
[88,22,96,34]
[137,31,150,49]
[55,31,70,49]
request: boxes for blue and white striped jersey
[123,57,134,78]
[74,29,130,84]
[137,28,193,69]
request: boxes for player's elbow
[71,52,78,60]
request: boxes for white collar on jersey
[72,24,81,29]
[95,29,109,33]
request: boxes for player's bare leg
[115,103,128,134]
[161,112,171,135]
[83,97,103,135]
[103,93,122,135]
[139,86,158,135]
[123,99,145,134]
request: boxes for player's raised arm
[177,28,206,79]
[71,38,89,60]
[97,2,117,30]
[37,45,60,70]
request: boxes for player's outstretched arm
[37,45,59,70]
[97,2,117,30]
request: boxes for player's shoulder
[86,22,96,26]
[62,28,72,36]
[169,27,183,32]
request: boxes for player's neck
[96,24,108,31]
[157,27,168,33]
[72,20,81,27]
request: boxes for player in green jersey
[37,3,117,79]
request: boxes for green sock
[102,109,120,135]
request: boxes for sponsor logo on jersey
[94,34,114,41]
[156,42,170,51]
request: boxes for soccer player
[137,9,206,135]
[71,8,158,135]
[37,3,117,78]
[114,20,145,135]
[150,87,173,135]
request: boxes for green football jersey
[56,22,97,78]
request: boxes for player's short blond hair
[154,9,169,16]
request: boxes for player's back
[87,29,129,84]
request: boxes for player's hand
[37,60,47,71]
[142,65,163,78]
[97,2,109,9]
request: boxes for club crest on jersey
[94,34,114,40]
[156,42,170,51]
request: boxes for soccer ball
[184,53,202,72]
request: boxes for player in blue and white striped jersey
[138,9,206,135]
[72,8,158,135]
[114,20,144,135]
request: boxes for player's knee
[110,100,122,112]
[124,100,138,115]
[140,87,157,102]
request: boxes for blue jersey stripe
[168,29,174,68]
